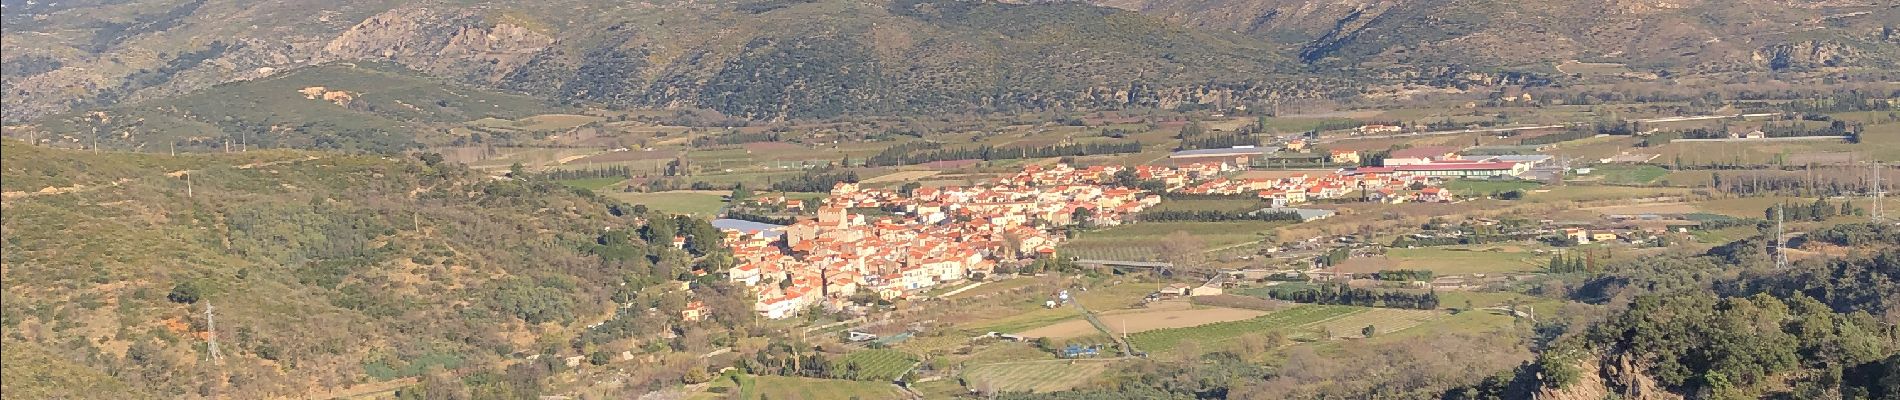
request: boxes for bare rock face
[322,8,554,84]
[1754,40,1864,71]
[1534,352,1683,400]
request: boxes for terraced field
[831,349,919,382]
[961,359,1123,393]
[1127,305,1363,353]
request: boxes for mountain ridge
[8,0,1891,123]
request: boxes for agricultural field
[696,374,902,400]
[1127,305,1363,353]
[606,191,727,215]
[895,334,971,357]
[1020,305,1270,338]
[1061,220,1290,260]
[1337,246,1546,275]
[960,306,1082,334]
[1580,164,1668,186]
[1524,185,1694,203]
[830,349,919,382]
[957,341,1059,365]
[961,359,1123,393]
[861,170,941,184]
[462,146,606,171]
[1307,308,1445,339]
[1688,196,1812,218]
[1073,282,1164,311]
[1443,179,1543,194]
[1144,198,1267,213]
[1653,138,1881,166]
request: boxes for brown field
[742,142,805,152]
[862,170,943,183]
[1786,152,1858,165]
[1582,203,1699,215]
[570,149,679,164]
[1016,306,1269,338]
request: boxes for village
[711,144,1561,320]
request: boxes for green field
[606,191,727,216]
[1378,247,1546,275]
[831,349,920,382]
[1308,308,1445,339]
[961,359,1122,393]
[1073,282,1162,311]
[961,306,1082,334]
[698,374,902,400]
[1127,305,1363,353]
[1584,164,1669,186]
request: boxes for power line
[205,302,222,364]
[1873,162,1885,223]
[1775,207,1788,270]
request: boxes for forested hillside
[0,140,750,397]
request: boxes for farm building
[1061,344,1102,358]
[1382,146,1461,166]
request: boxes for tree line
[540,165,633,182]
[768,168,860,192]
[1267,282,1441,310]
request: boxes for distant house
[1061,344,1101,358]
[846,331,880,342]
[682,301,709,322]
[1590,232,1619,243]
[1328,149,1362,165]
[1355,125,1403,134]
[1415,187,1454,203]
[1562,228,1591,244]
[1158,283,1194,297]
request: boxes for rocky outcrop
[322,8,553,84]
[1754,40,1865,71]
[1535,352,1683,400]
